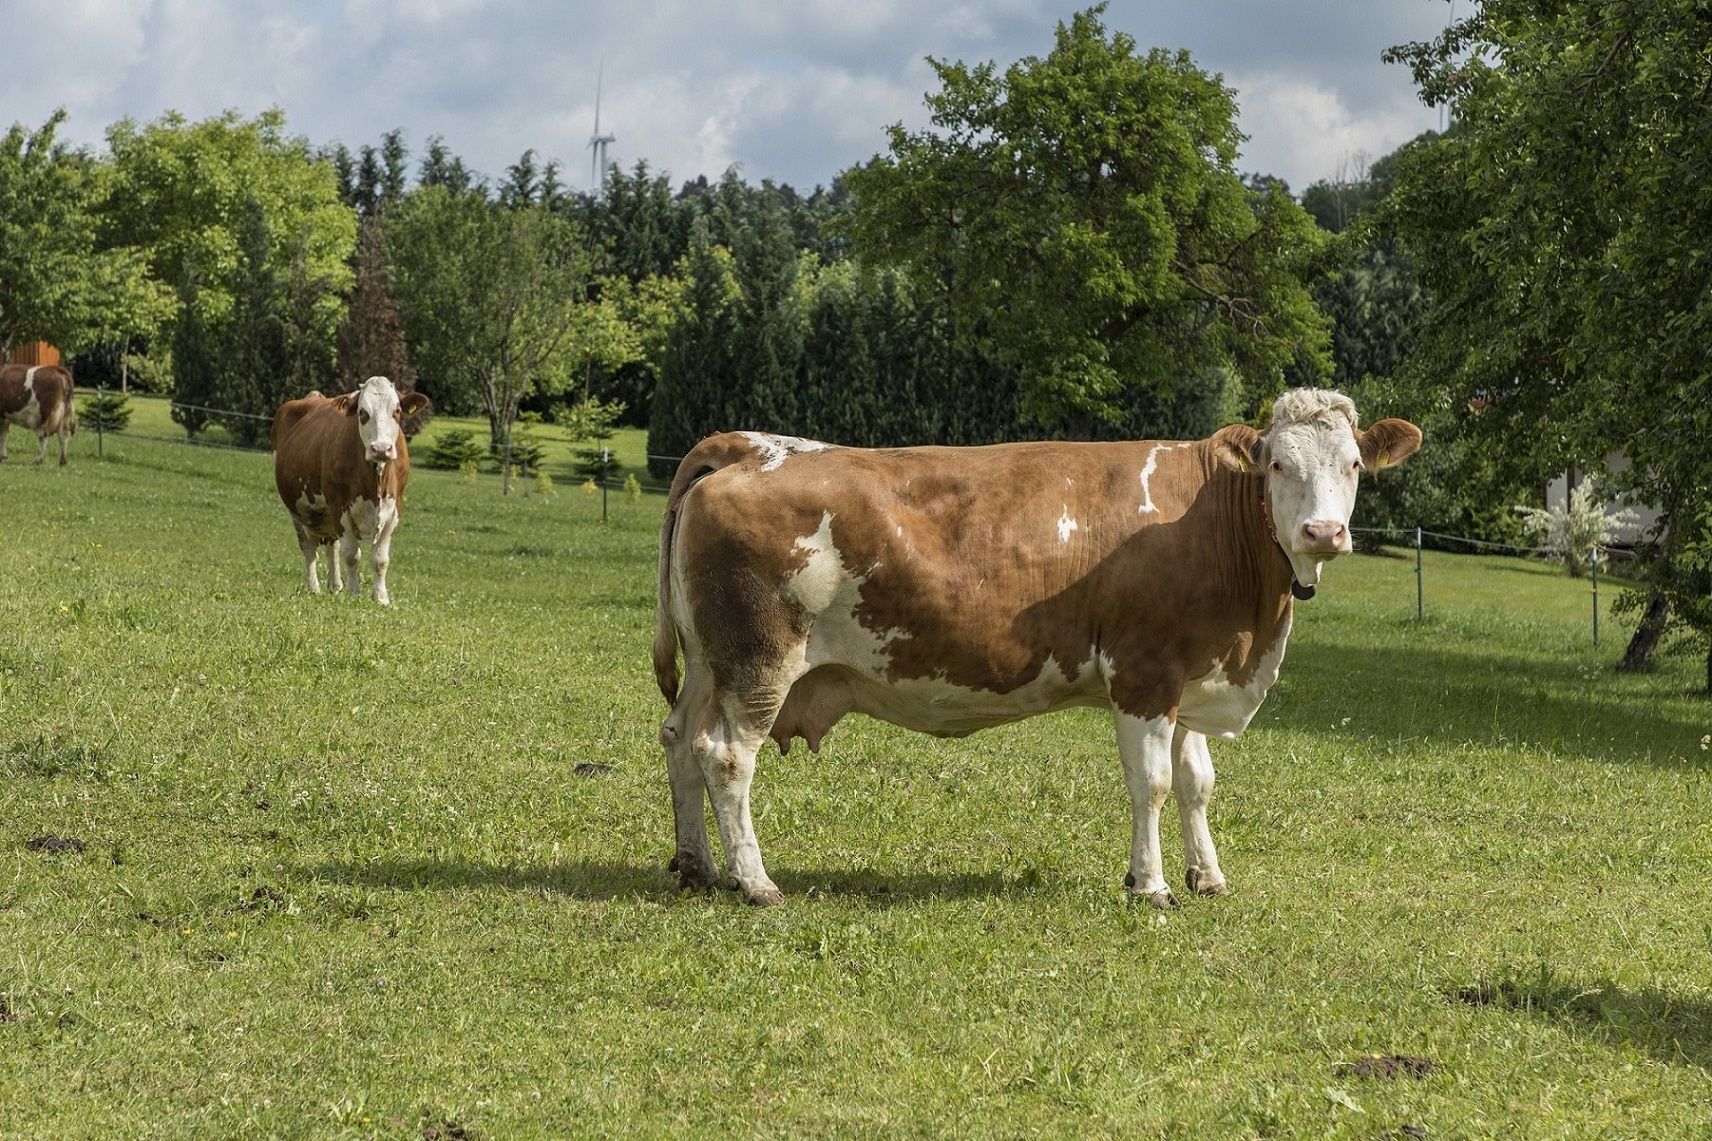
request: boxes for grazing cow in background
[654,390,1421,907]
[0,363,76,465]
[271,376,429,605]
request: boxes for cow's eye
[359,410,370,424]
[1352,460,1364,474]
[1269,461,1283,474]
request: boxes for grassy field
[3,413,1710,1138]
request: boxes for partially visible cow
[653,390,1421,907]
[0,364,76,465]
[270,376,429,605]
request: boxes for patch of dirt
[573,762,614,777]
[423,1121,473,1140]
[1448,980,1525,1008]
[0,997,19,1023]
[25,835,86,854]
[1382,1127,1428,1140]
[135,912,172,928]
[1335,1055,1436,1080]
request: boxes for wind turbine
[589,62,616,192]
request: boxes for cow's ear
[335,394,358,416]
[399,392,430,417]
[1358,418,1422,471]
[1211,423,1265,475]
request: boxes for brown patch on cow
[1335,1055,1436,1080]
[572,762,613,777]
[25,834,86,854]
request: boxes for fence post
[601,447,609,523]
[96,381,105,459]
[1415,525,1424,621]
[1590,544,1600,647]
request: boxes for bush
[78,390,132,432]
[1515,483,1637,577]
[422,429,486,470]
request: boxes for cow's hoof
[672,856,720,891]
[1124,874,1178,909]
[742,885,786,907]
[1185,868,1228,896]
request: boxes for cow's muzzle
[1299,521,1349,556]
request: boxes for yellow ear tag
[1376,449,1389,469]
[1237,456,1253,474]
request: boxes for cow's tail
[653,435,752,706]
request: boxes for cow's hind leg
[56,422,70,466]
[33,429,48,465]
[1172,726,1228,896]
[1115,711,1178,909]
[695,690,786,906]
[660,659,718,890]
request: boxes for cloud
[1229,72,1440,191]
[0,0,1447,194]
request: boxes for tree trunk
[1618,592,1669,673]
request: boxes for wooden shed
[4,341,63,366]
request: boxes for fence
[71,389,1626,645]
[1353,525,1629,646]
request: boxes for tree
[1381,0,1712,685]
[647,225,742,475]
[336,217,417,397]
[0,110,96,352]
[100,109,356,337]
[387,187,593,492]
[844,4,1331,433]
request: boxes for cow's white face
[1264,417,1363,590]
[353,376,405,465]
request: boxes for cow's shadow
[303,856,1029,905]
[1450,972,1712,1070]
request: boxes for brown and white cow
[0,363,76,465]
[653,389,1420,907]
[271,376,429,605]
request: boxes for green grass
[3,423,1710,1137]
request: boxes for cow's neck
[1259,497,1316,600]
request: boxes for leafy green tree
[387,187,593,491]
[100,109,356,336]
[647,226,742,475]
[844,5,1331,432]
[169,271,218,436]
[0,110,96,351]
[336,217,417,396]
[1381,0,1712,683]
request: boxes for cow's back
[0,364,73,429]
[273,395,358,537]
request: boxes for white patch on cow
[1137,443,1187,514]
[740,431,830,472]
[1057,508,1078,543]
[1176,611,1294,740]
[844,651,1105,738]
[9,368,43,429]
[341,495,396,542]
[784,512,899,678]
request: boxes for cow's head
[347,376,429,466]
[1216,389,1421,596]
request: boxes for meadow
[2,402,1710,1137]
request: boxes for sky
[2,0,1455,196]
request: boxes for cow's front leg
[371,519,397,605]
[695,694,784,906]
[324,542,343,593]
[0,424,9,462]
[1172,726,1228,896]
[1115,711,1177,908]
[339,531,362,597]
